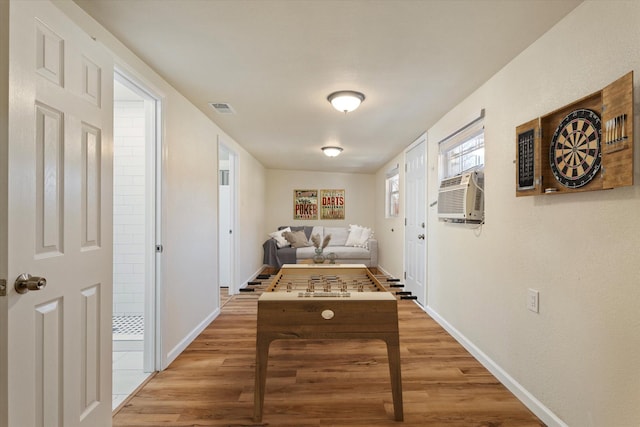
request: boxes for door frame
[404,133,428,306]
[113,68,163,372]
[217,139,238,295]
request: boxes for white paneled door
[404,135,427,306]
[2,1,113,426]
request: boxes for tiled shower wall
[113,100,146,317]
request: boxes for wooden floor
[113,292,544,426]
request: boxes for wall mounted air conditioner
[437,171,484,222]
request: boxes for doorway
[112,72,160,409]
[404,134,427,306]
[218,141,237,303]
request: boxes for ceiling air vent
[208,102,235,114]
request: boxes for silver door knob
[14,273,47,294]
[418,234,425,240]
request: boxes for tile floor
[112,344,150,410]
[111,290,232,411]
[113,315,150,410]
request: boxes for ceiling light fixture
[322,146,343,157]
[327,90,365,113]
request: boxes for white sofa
[263,225,377,268]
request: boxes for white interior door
[218,141,236,294]
[404,135,427,306]
[1,1,113,426]
[218,145,231,288]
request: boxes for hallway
[112,293,543,426]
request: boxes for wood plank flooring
[113,293,544,426]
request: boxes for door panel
[35,102,65,255]
[404,137,427,306]
[2,1,113,426]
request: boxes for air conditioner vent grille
[440,175,463,188]
[209,102,236,114]
[438,188,465,214]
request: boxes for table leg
[254,334,271,422]
[386,339,404,421]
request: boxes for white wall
[374,154,405,278]
[404,2,640,426]
[113,100,146,317]
[55,0,266,368]
[265,169,375,234]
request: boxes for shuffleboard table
[253,264,403,422]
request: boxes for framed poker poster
[293,189,318,220]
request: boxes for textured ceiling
[75,0,582,173]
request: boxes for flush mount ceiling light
[322,146,343,157]
[327,90,365,113]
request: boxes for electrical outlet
[527,289,539,313]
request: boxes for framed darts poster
[320,189,345,220]
[515,71,633,197]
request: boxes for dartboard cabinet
[515,71,633,196]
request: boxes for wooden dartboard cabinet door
[515,71,634,196]
[515,118,542,196]
[601,71,634,189]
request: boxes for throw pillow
[345,224,373,249]
[268,227,291,248]
[345,225,364,247]
[283,230,311,248]
[286,226,313,240]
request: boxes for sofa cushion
[283,230,311,248]
[325,227,349,246]
[268,226,291,248]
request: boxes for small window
[385,168,400,218]
[439,112,485,180]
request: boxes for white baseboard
[164,307,220,369]
[376,265,395,278]
[164,264,264,368]
[424,305,568,427]
[237,265,269,293]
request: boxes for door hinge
[0,279,6,296]
[155,244,164,253]
[404,272,406,280]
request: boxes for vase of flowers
[310,233,331,263]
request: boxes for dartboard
[549,109,601,188]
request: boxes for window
[385,167,400,218]
[439,111,485,180]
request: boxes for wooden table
[254,264,403,422]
